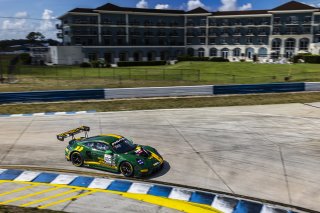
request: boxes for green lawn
[0,61,319,92]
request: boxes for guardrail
[0,89,105,104]
[0,82,319,104]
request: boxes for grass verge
[0,92,320,114]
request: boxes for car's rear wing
[57,126,90,141]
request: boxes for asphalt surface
[0,103,319,212]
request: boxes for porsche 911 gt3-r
[57,126,164,177]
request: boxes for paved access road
[0,103,319,211]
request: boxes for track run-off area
[0,103,319,212]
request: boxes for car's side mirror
[105,150,113,155]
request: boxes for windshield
[111,138,136,154]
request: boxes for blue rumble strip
[0,169,300,213]
[107,180,132,192]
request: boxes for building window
[258,37,265,44]
[246,37,253,44]
[304,16,311,23]
[200,38,205,44]
[234,38,240,44]
[272,38,281,50]
[221,38,226,44]
[274,17,280,24]
[210,48,217,56]
[117,38,124,45]
[209,38,216,44]
[287,16,298,24]
[233,48,241,57]
[187,38,192,45]
[198,48,205,57]
[299,38,309,51]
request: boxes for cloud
[219,0,236,11]
[219,0,253,11]
[239,3,252,10]
[38,9,55,31]
[0,9,58,40]
[155,4,170,9]
[2,11,28,31]
[136,0,148,8]
[187,0,205,10]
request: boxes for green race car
[57,126,164,177]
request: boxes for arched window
[285,38,296,50]
[198,48,205,57]
[233,48,241,57]
[221,48,229,59]
[299,38,309,51]
[272,38,281,50]
[210,48,218,57]
[258,47,268,57]
[246,48,254,59]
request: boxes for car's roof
[79,134,123,145]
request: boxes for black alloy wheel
[71,152,83,167]
[120,161,134,177]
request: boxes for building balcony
[286,21,300,25]
[186,33,197,37]
[130,32,140,36]
[157,22,167,26]
[73,31,98,36]
[101,21,113,25]
[157,32,167,37]
[144,32,154,37]
[102,32,112,36]
[73,20,98,25]
[116,32,127,36]
[144,22,153,26]
[169,33,179,37]
[130,21,140,26]
[169,22,179,27]
[116,21,126,25]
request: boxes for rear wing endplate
[57,126,90,141]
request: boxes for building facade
[56,1,320,64]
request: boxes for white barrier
[104,85,213,99]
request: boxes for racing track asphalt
[0,103,319,212]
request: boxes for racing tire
[120,161,134,177]
[70,152,84,167]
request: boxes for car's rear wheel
[120,161,134,177]
[71,152,83,167]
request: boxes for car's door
[92,142,117,171]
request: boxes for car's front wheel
[120,161,134,177]
[71,152,83,167]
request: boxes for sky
[0,0,320,40]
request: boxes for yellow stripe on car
[149,152,164,164]
[104,134,122,139]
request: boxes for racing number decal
[104,154,115,166]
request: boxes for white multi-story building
[54,1,320,64]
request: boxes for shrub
[117,61,166,67]
[209,57,229,62]
[19,53,31,65]
[177,56,209,61]
[292,53,320,64]
[80,62,91,68]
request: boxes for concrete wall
[49,46,84,65]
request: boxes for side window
[95,142,109,151]
[84,142,94,148]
